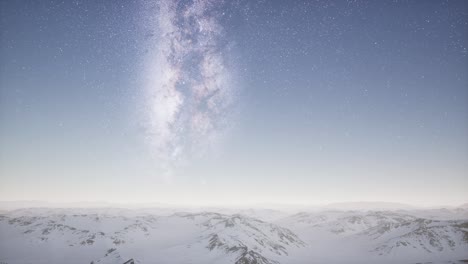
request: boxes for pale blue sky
[1,0,467,206]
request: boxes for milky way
[142,0,237,174]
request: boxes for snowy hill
[366,219,468,257]
[276,210,468,264]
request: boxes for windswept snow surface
[0,207,467,264]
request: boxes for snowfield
[0,207,467,264]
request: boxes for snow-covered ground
[0,206,467,264]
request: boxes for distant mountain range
[323,201,418,210]
[1,200,467,210]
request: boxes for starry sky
[1,0,467,206]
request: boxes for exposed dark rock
[235,249,278,264]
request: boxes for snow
[0,208,467,264]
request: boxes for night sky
[1,0,467,206]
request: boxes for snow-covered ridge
[0,210,303,264]
[276,210,468,263]
[0,208,467,264]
